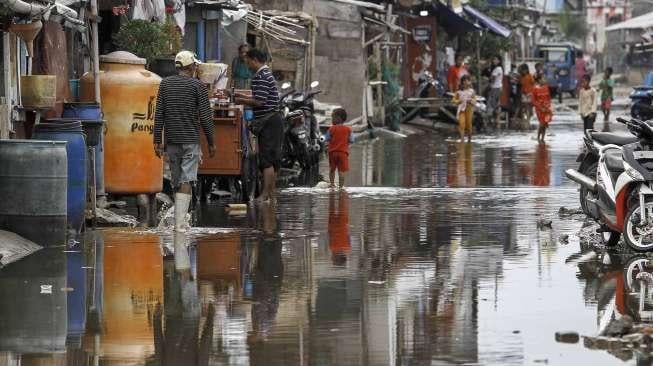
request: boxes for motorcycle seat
[591,132,638,146]
[605,150,625,172]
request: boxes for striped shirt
[153,75,214,145]
[251,65,280,119]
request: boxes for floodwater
[0,113,648,365]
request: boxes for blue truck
[534,43,582,99]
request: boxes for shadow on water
[0,121,643,365]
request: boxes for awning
[606,11,653,32]
[463,5,512,38]
[434,3,479,37]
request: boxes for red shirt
[327,124,352,154]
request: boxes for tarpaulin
[463,5,512,38]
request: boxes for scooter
[566,117,653,251]
[630,72,653,121]
[576,128,638,214]
[280,81,323,169]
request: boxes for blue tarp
[435,3,479,36]
[463,5,512,38]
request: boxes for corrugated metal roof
[606,11,653,32]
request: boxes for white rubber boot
[174,193,191,232]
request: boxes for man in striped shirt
[154,50,215,231]
[234,48,283,203]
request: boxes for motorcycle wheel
[579,161,598,215]
[625,199,653,251]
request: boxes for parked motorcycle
[566,117,653,251]
[630,72,653,121]
[576,128,638,214]
[279,81,323,169]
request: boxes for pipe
[196,20,205,61]
[90,0,100,104]
[565,169,597,192]
[1,0,46,16]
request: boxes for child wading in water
[532,74,552,142]
[598,67,614,123]
[325,108,354,188]
[453,75,476,142]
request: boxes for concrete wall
[303,0,365,118]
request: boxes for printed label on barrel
[129,96,156,135]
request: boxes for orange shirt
[520,74,535,95]
[447,65,467,92]
[327,124,353,154]
[532,84,551,110]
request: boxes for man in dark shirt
[234,48,282,203]
[154,50,215,231]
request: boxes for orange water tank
[80,51,162,194]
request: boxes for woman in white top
[487,56,503,126]
[578,74,597,131]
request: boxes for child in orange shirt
[532,74,552,142]
[325,108,354,188]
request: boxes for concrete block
[327,21,361,39]
[304,0,361,21]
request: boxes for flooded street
[1,113,647,365]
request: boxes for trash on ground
[0,230,42,267]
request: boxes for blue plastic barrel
[66,249,86,345]
[33,121,87,232]
[63,103,104,196]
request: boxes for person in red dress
[325,108,354,188]
[532,74,552,142]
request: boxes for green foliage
[558,9,587,41]
[114,18,182,63]
[368,57,403,131]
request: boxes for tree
[558,9,587,42]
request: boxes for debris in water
[96,207,138,227]
[536,218,553,229]
[559,234,570,244]
[0,230,42,267]
[368,280,386,285]
[558,206,583,218]
[603,315,633,336]
[40,285,53,294]
[315,181,330,189]
[227,203,248,211]
[555,331,580,343]
[513,330,521,334]
[156,192,173,206]
[211,189,232,198]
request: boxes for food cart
[194,64,260,202]
[197,102,259,202]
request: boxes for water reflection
[343,130,565,188]
[101,231,163,363]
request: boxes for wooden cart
[197,105,259,202]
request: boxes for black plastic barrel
[0,140,67,246]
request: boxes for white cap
[175,50,200,68]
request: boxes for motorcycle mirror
[310,81,320,89]
[281,82,292,90]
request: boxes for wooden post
[91,0,101,104]
[374,42,384,126]
[361,22,368,128]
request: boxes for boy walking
[579,74,598,131]
[325,108,354,188]
[598,67,614,123]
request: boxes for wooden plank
[331,0,385,11]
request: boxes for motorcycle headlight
[624,161,645,181]
[558,69,569,76]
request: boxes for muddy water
[0,117,643,365]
